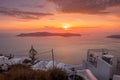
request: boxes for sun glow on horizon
[62,23,71,30]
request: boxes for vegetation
[48,68,68,80]
[23,59,31,64]
[7,54,14,59]
[0,64,68,80]
[29,45,37,64]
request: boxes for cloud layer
[0,7,53,20]
[49,0,120,14]
[0,0,120,20]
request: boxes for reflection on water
[0,33,120,65]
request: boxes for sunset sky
[0,0,120,32]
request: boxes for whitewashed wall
[83,57,113,80]
[113,75,120,80]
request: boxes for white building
[83,49,120,80]
[0,56,8,65]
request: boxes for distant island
[17,32,81,37]
[107,35,120,39]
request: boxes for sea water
[0,31,120,65]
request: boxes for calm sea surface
[0,32,120,65]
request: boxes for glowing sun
[62,24,71,30]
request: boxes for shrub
[23,59,31,64]
[48,67,68,80]
[0,74,5,80]
[8,64,34,80]
[0,64,68,80]
[34,70,49,80]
